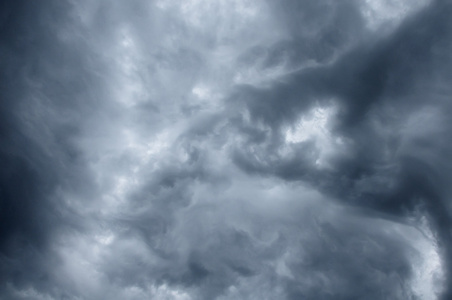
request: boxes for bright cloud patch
[360,0,431,31]
[285,104,345,168]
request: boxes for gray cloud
[0,0,450,299]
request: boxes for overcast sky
[1,0,452,299]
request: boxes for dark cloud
[0,0,450,299]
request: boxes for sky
[1,0,451,299]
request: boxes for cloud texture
[1,0,451,299]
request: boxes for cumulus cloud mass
[1,0,452,299]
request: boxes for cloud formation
[1,0,451,299]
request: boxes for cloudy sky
[1,0,452,299]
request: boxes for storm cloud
[1,0,451,299]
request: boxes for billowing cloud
[1,0,451,299]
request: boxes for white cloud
[285,103,346,168]
[360,0,431,31]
